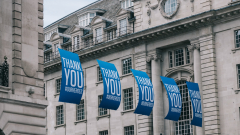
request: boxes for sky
[44,0,97,27]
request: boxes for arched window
[175,80,193,135]
[164,0,177,15]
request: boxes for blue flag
[97,60,121,110]
[160,76,182,121]
[58,49,84,104]
[131,69,154,116]
[186,82,202,127]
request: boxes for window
[98,67,103,82]
[56,78,61,93]
[56,105,64,125]
[164,0,177,15]
[123,88,133,111]
[79,13,96,26]
[235,30,240,48]
[54,43,60,56]
[186,47,190,64]
[119,19,127,35]
[175,48,184,66]
[122,58,132,75]
[95,28,102,43]
[73,35,80,50]
[175,81,193,135]
[99,130,108,135]
[124,125,134,135]
[98,95,108,116]
[76,100,85,121]
[44,28,58,41]
[169,51,173,68]
[44,52,52,63]
[121,0,133,8]
[107,31,113,41]
[238,65,240,88]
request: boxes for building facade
[44,0,240,135]
[0,0,47,135]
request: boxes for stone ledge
[121,109,135,115]
[96,114,110,120]
[74,119,87,125]
[0,86,11,93]
[120,73,133,80]
[54,93,60,98]
[95,81,103,86]
[54,124,65,130]
[231,47,240,53]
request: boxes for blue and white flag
[131,69,154,116]
[161,76,182,121]
[186,82,202,127]
[97,60,121,110]
[58,49,84,104]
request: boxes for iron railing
[44,26,133,63]
[0,56,9,87]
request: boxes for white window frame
[56,105,64,126]
[76,100,85,121]
[121,0,133,8]
[95,27,102,43]
[79,12,96,27]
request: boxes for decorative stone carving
[190,0,194,12]
[145,0,160,25]
[159,0,180,19]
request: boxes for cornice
[44,4,240,73]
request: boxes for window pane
[98,67,103,81]
[169,51,173,68]
[124,126,134,135]
[175,48,184,66]
[98,95,108,116]
[99,130,108,135]
[56,105,64,125]
[122,58,132,75]
[119,19,127,35]
[165,0,177,15]
[186,47,190,64]
[96,28,102,43]
[175,81,193,135]
[56,78,61,93]
[76,100,85,121]
[235,30,240,48]
[90,13,95,17]
[123,88,133,110]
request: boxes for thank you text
[186,82,202,127]
[132,69,154,116]
[58,49,84,104]
[97,60,121,110]
[161,76,182,121]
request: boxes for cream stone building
[0,0,47,135]
[44,0,240,135]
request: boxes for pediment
[116,8,128,16]
[50,32,60,42]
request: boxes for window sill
[229,0,240,5]
[0,86,11,93]
[96,114,110,121]
[96,81,103,86]
[121,109,135,115]
[232,47,240,53]
[74,119,87,125]
[234,88,240,94]
[54,93,60,98]
[54,124,65,130]
[166,63,193,72]
[120,73,133,80]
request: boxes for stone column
[148,49,164,135]
[188,42,204,135]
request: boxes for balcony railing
[0,56,9,87]
[44,26,133,64]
